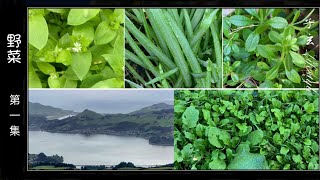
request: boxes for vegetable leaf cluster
[125,9,222,88]
[29,8,124,88]
[174,90,319,170]
[223,9,319,88]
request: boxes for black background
[0,0,320,179]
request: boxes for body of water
[29,131,173,166]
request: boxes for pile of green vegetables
[223,9,319,88]
[28,8,124,88]
[125,9,222,88]
[174,90,319,170]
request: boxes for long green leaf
[125,17,176,70]
[145,68,179,85]
[148,9,192,87]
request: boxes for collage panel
[125,9,223,88]
[174,90,319,170]
[28,8,125,88]
[28,90,174,170]
[223,8,319,88]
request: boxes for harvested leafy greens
[125,9,222,88]
[223,9,319,88]
[28,8,124,88]
[174,90,319,170]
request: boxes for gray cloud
[29,90,173,114]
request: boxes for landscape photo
[28,90,174,170]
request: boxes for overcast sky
[29,90,173,114]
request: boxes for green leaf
[289,51,306,68]
[247,129,264,146]
[286,69,301,84]
[208,127,223,148]
[280,147,289,155]
[72,23,95,47]
[67,9,100,25]
[271,108,283,120]
[227,151,269,169]
[245,9,259,19]
[29,70,42,88]
[64,67,80,80]
[268,31,282,43]
[304,139,312,146]
[101,53,124,76]
[292,10,300,24]
[71,51,92,81]
[257,62,270,70]
[297,35,309,46]
[267,17,288,29]
[175,104,186,113]
[36,62,56,75]
[229,15,256,27]
[113,9,125,24]
[195,124,205,137]
[202,109,211,121]
[47,9,68,14]
[259,79,275,88]
[91,78,123,88]
[219,130,231,146]
[181,143,193,159]
[231,44,240,54]
[292,154,302,163]
[184,131,195,140]
[245,31,260,52]
[304,102,315,113]
[182,106,199,129]
[257,45,277,59]
[273,133,282,144]
[231,72,239,82]
[209,158,226,170]
[284,164,291,170]
[48,73,60,88]
[56,50,72,66]
[311,141,319,153]
[94,21,117,45]
[80,74,106,88]
[64,79,78,88]
[29,15,48,49]
[290,122,300,134]
[266,62,281,80]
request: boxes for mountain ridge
[29,102,76,120]
[29,102,174,146]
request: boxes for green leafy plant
[174,90,319,170]
[223,9,319,88]
[125,9,222,88]
[28,8,124,88]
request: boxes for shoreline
[29,130,174,146]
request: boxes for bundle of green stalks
[125,9,222,88]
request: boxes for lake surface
[29,131,173,166]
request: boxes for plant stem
[293,9,315,25]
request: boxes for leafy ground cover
[125,9,222,88]
[223,9,319,88]
[28,8,124,88]
[174,90,319,170]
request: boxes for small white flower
[72,42,82,52]
[303,18,315,29]
[193,157,198,161]
[306,36,314,45]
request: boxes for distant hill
[29,102,76,120]
[29,103,174,146]
[129,103,173,115]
